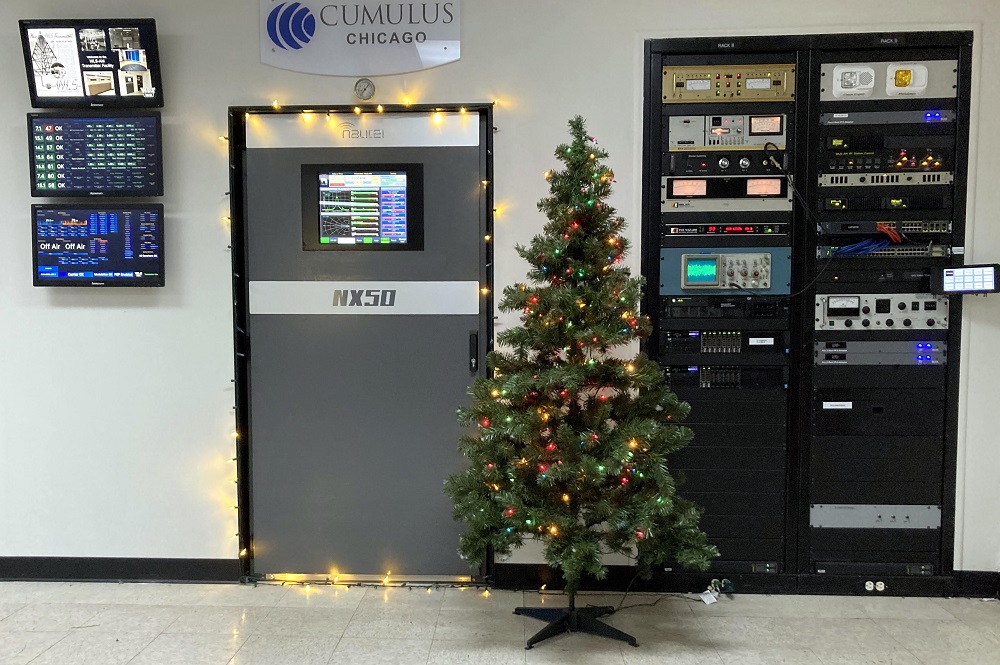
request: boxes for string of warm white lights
[254,580,704,611]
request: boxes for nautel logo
[338,121,384,139]
[267,2,318,50]
[332,288,397,307]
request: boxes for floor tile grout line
[119,629,162,665]
[23,628,74,665]
[424,606,443,665]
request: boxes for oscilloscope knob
[903,319,912,327]
[886,319,894,327]
[862,319,871,327]
[927,319,936,326]
[718,157,730,169]
[862,306,871,314]
[844,319,853,328]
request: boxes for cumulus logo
[267,2,317,50]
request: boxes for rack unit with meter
[663,64,796,103]
[668,114,788,151]
[662,176,792,212]
[815,293,949,330]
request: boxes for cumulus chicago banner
[260,0,461,76]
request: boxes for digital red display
[666,224,786,236]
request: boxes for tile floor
[0,581,997,664]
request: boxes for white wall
[0,0,997,571]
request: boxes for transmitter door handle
[469,332,479,373]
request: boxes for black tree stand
[513,592,638,649]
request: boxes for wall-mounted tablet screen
[932,265,1000,294]
[33,204,164,287]
[28,112,163,197]
[20,19,163,108]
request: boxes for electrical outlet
[865,580,875,591]
[875,581,886,592]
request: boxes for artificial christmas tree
[444,116,716,648]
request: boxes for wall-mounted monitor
[19,19,163,108]
[28,112,163,197]
[301,163,424,251]
[33,204,165,287]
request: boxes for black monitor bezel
[19,18,164,109]
[301,163,425,251]
[32,203,166,287]
[27,111,164,198]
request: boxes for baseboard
[492,563,796,594]
[0,557,241,582]
[492,563,1000,597]
[796,574,956,597]
[955,570,1000,598]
